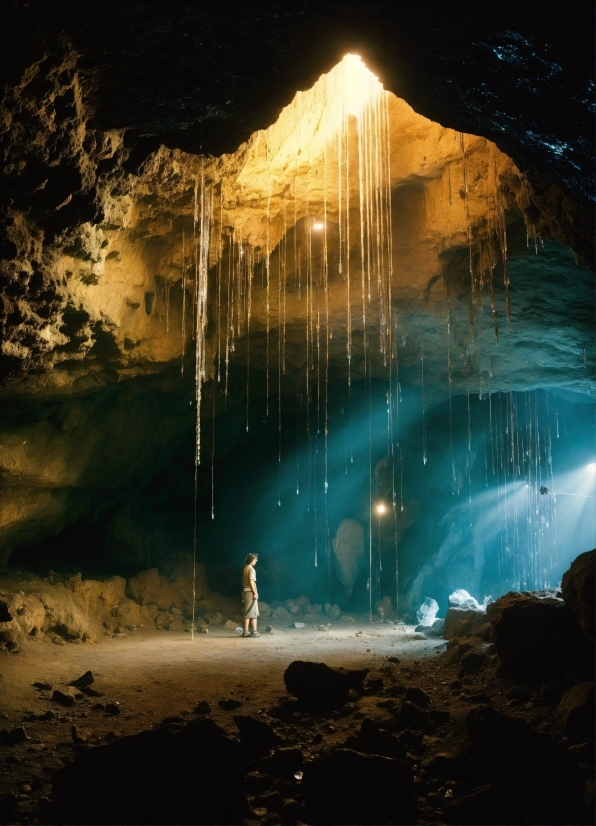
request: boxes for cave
[0,2,594,825]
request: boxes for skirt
[243,590,259,619]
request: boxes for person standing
[242,553,260,637]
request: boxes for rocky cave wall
[0,14,594,612]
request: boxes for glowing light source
[313,221,324,231]
[375,503,387,514]
[341,54,383,117]
[588,462,596,472]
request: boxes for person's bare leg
[243,618,250,635]
[250,619,257,633]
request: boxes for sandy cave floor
[0,619,562,824]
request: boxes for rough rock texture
[233,714,284,758]
[51,717,248,824]
[444,607,487,640]
[561,549,595,643]
[555,682,595,745]
[0,562,240,649]
[487,590,593,680]
[284,660,369,713]
[0,571,126,648]
[0,47,593,577]
[302,748,415,825]
[460,705,584,826]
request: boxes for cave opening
[0,7,594,826]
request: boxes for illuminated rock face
[1,55,589,394]
[0,54,593,575]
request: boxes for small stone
[194,701,212,714]
[69,671,94,689]
[405,687,431,708]
[387,656,400,663]
[245,771,274,794]
[81,686,104,697]
[253,790,283,812]
[33,681,52,691]
[52,689,77,707]
[224,620,237,631]
[264,625,275,633]
[290,622,305,629]
[218,698,243,710]
[105,703,120,716]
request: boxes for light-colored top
[242,565,256,589]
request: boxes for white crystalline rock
[416,597,439,627]
[448,589,491,612]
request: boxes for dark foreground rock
[233,714,284,758]
[302,748,415,825]
[463,705,584,825]
[555,681,595,744]
[283,661,369,713]
[52,717,247,825]
[487,590,592,680]
[561,549,595,643]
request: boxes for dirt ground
[0,618,565,825]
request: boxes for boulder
[465,705,583,824]
[324,603,342,617]
[345,717,405,760]
[555,681,595,744]
[52,717,247,825]
[394,700,429,731]
[284,661,369,713]
[302,748,415,825]
[449,589,488,610]
[244,771,273,795]
[561,550,595,642]
[258,601,271,618]
[404,686,431,707]
[126,568,181,611]
[261,747,303,779]
[458,649,487,675]
[272,606,291,620]
[233,715,284,758]
[52,688,78,707]
[416,596,439,627]
[444,607,487,639]
[487,590,593,680]
[0,726,27,746]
